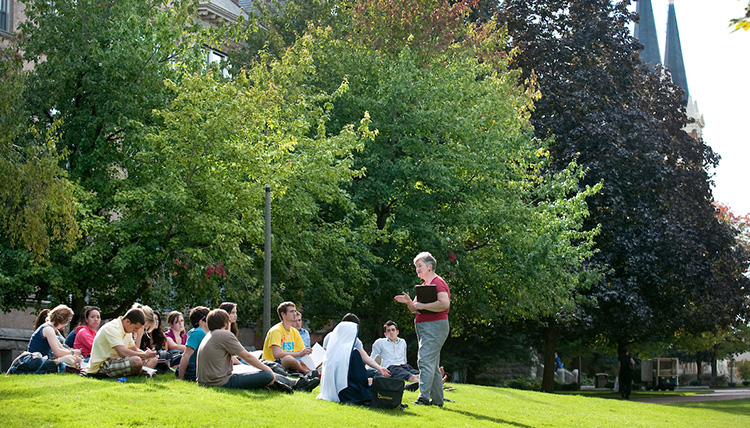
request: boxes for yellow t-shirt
[87,317,135,374]
[261,322,303,361]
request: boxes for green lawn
[1,374,748,427]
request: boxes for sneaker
[294,375,321,392]
[64,365,82,374]
[405,382,419,392]
[413,397,432,406]
[268,380,294,394]
[307,369,320,379]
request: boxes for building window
[0,0,9,33]
[206,48,230,78]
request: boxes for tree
[237,2,599,364]
[127,34,376,321]
[2,0,208,316]
[0,44,79,266]
[498,0,748,358]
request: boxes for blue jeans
[416,319,449,405]
[223,371,274,390]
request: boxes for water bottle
[60,363,66,373]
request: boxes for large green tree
[1,45,80,309]
[235,1,600,372]
[2,0,216,317]
[498,0,749,354]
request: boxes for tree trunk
[696,352,703,381]
[541,321,561,393]
[70,293,87,328]
[710,345,719,378]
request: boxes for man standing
[617,348,636,400]
[370,320,420,388]
[262,301,312,374]
[86,308,158,377]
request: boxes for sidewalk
[631,388,750,404]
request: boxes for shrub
[555,382,580,391]
[500,377,542,391]
[579,373,594,387]
[736,360,750,381]
[707,375,728,388]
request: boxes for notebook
[415,284,438,314]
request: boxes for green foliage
[0,45,79,269]
[2,0,210,315]
[128,33,374,316]
[737,360,750,381]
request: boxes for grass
[558,389,711,399]
[1,374,749,427]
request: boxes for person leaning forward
[86,308,158,377]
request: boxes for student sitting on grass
[318,313,390,404]
[73,306,101,359]
[196,309,319,393]
[262,301,313,375]
[86,308,158,377]
[165,310,187,353]
[27,304,82,369]
[177,306,210,381]
[370,320,420,388]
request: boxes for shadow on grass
[443,408,533,427]
[667,399,750,416]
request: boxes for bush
[579,373,594,387]
[736,360,750,381]
[500,377,542,391]
[742,380,750,387]
[707,375,728,388]
[555,381,580,391]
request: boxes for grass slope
[1,374,748,427]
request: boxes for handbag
[370,377,405,409]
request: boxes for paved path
[631,388,750,404]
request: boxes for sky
[633,1,750,215]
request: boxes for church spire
[635,0,661,66]
[664,0,690,102]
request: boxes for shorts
[387,364,420,381]
[99,357,133,378]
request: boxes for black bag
[370,377,404,409]
[6,352,58,375]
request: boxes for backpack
[370,377,404,409]
[6,352,58,375]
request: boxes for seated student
[139,311,166,351]
[86,308,158,377]
[131,303,155,350]
[28,304,82,368]
[177,306,210,381]
[261,301,313,375]
[165,310,187,353]
[196,309,319,392]
[73,306,101,358]
[370,320,420,386]
[293,311,311,348]
[317,313,390,404]
[219,302,239,337]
